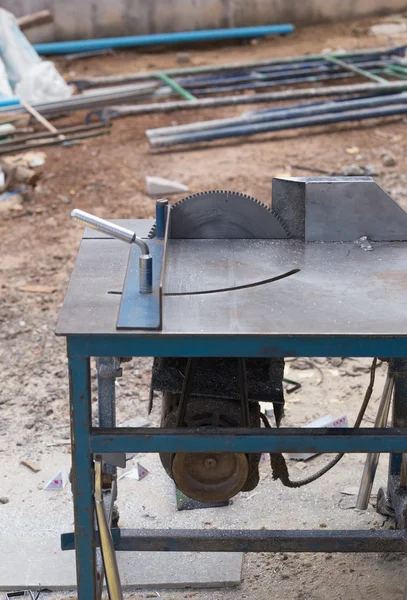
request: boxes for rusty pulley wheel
[172,451,249,503]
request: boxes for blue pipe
[0,97,20,108]
[33,25,294,55]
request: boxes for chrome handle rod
[71,209,152,293]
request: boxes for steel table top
[57,219,407,339]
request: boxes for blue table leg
[387,358,407,528]
[68,343,97,599]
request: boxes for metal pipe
[154,73,196,101]
[148,102,407,147]
[0,121,108,146]
[147,92,407,139]
[71,46,406,89]
[356,375,394,510]
[0,129,110,155]
[97,80,407,120]
[184,72,362,95]
[94,459,123,600]
[0,83,159,116]
[71,209,147,250]
[34,25,294,55]
[177,59,387,90]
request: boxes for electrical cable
[263,357,379,488]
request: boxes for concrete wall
[3,0,407,42]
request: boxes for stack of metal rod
[1,45,407,122]
[146,91,407,147]
[0,120,111,155]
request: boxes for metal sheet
[57,235,407,336]
[162,238,407,335]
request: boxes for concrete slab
[0,453,242,591]
[1,537,242,590]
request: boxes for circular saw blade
[170,190,289,239]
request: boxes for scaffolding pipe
[71,46,406,89]
[147,102,407,147]
[147,92,407,139]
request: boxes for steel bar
[116,528,407,553]
[91,427,407,455]
[0,121,108,147]
[79,82,158,98]
[147,92,407,139]
[0,129,110,155]
[185,71,370,95]
[62,528,407,553]
[71,46,406,89]
[326,56,387,83]
[3,81,407,121]
[147,102,407,147]
[97,81,407,120]
[96,482,117,600]
[96,357,123,471]
[176,59,387,89]
[154,73,196,101]
[34,25,294,55]
[356,375,394,510]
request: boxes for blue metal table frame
[65,333,407,600]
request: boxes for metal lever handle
[71,209,152,293]
[94,458,124,600]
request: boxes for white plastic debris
[119,462,149,481]
[287,414,348,461]
[15,60,73,104]
[0,8,72,103]
[0,56,12,98]
[146,175,189,197]
[44,468,68,490]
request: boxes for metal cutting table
[56,177,407,599]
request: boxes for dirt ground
[2,13,407,600]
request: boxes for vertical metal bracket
[116,207,170,330]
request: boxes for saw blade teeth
[148,222,157,239]
[171,189,291,238]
